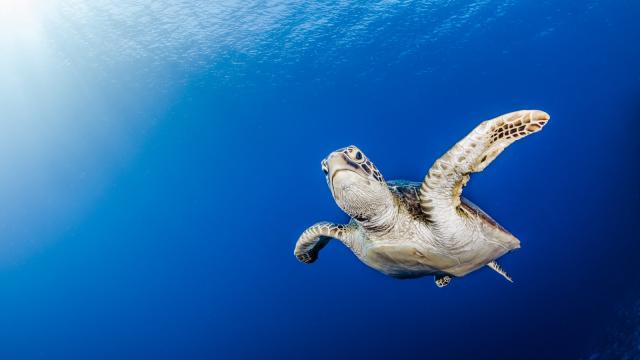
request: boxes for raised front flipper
[419,110,549,226]
[294,222,359,264]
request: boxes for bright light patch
[0,0,46,45]
[0,0,51,106]
[0,0,143,266]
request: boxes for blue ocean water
[1,1,639,359]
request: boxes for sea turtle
[293,110,550,287]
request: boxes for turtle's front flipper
[434,275,451,288]
[294,222,359,264]
[419,110,549,227]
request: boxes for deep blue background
[1,1,639,359]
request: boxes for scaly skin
[294,110,549,286]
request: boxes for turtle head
[322,145,395,224]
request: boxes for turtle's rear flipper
[435,275,451,288]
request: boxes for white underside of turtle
[294,110,550,287]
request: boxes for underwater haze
[1,0,639,359]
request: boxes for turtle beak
[327,153,356,181]
[326,152,370,197]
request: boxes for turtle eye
[349,150,364,163]
[345,147,365,163]
[321,160,329,175]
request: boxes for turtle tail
[487,260,513,283]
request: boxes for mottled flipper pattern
[419,110,550,221]
[435,275,452,288]
[294,222,358,264]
